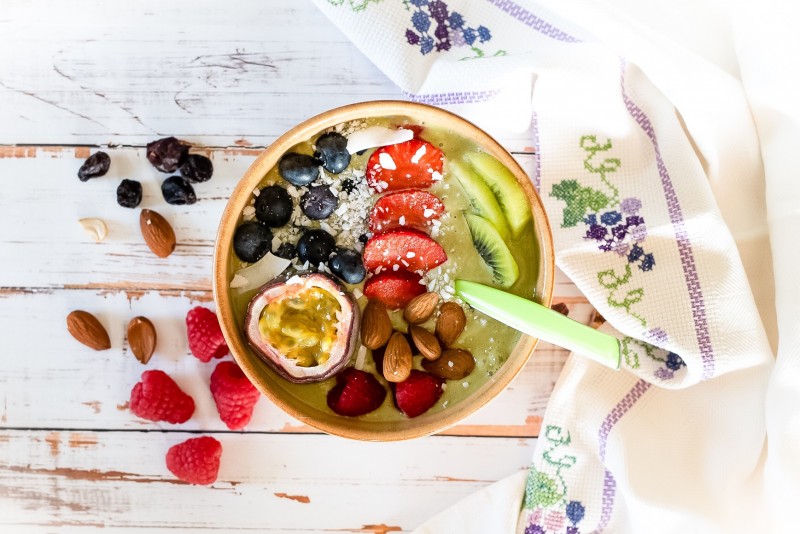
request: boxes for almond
[67,310,111,351]
[127,316,157,364]
[361,300,393,349]
[140,209,176,258]
[435,301,466,347]
[422,349,475,380]
[403,292,439,324]
[409,325,441,361]
[383,332,412,383]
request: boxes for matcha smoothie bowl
[213,101,554,441]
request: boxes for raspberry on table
[210,361,261,430]
[166,436,222,485]
[130,370,195,424]
[186,306,229,362]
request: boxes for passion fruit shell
[244,273,360,384]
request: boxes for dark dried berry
[278,152,320,186]
[146,137,189,173]
[296,229,336,266]
[358,234,369,245]
[300,185,338,220]
[329,248,366,284]
[341,178,357,195]
[233,222,273,263]
[117,179,142,208]
[273,242,297,260]
[78,151,110,181]
[314,132,350,174]
[161,176,197,205]
[255,185,292,227]
[179,154,214,183]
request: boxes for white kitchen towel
[312,0,798,532]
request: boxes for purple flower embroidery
[404,0,494,55]
[620,197,642,214]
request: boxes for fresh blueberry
[78,151,110,181]
[161,176,197,205]
[300,185,338,220]
[314,132,350,174]
[296,229,336,266]
[329,248,366,284]
[255,185,293,227]
[278,152,320,186]
[233,222,273,263]
[179,154,214,183]
[273,242,297,260]
[116,179,142,208]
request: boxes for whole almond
[127,316,157,364]
[435,301,466,347]
[383,332,412,383]
[140,209,176,258]
[67,310,111,351]
[361,300,393,350]
[409,325,441,361]
[422,349,475,380]
[403,292,439,324]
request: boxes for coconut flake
[410,144,427,164]
[378,152,397,170]
[229,273,248,289]
[232,253,292,293]
[346,126,414,154]
[354,345,368,370]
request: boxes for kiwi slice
[465,213,519,287]
[450,161,510,240]
[465,152,532,238]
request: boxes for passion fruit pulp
[245,273,360,384]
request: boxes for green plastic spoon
[454,280,621,370]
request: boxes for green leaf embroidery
[551,180,611,228]
[525,469,563,508]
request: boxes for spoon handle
[454,280,621,370]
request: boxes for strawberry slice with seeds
[366,139,444,192]
[395,370,444,418]
[363,271,426,310]
[368,189,445,234]
[362,230,447,274]
[326,368,387,417]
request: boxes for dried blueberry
[341,178,357,195]
[255,185,292,227]
[116,179,142,208]
[314,132,350,174]
[301,185,338,220]
[296,229,336,266]
[273,242,297,260]
[278,152,320,186]
[179,154,213,183]
[78,151,110,181]
[161,176,197,205]
[358,233,369,245]
[329,248,366,284]
[233,221,273,263]
[146,137,188,173]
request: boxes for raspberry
[327,368,387,417]
[394,370,443,418]
[130,370,195,424]
[186,306,229,362]
[166,436,222,485]
[210,361,261,430]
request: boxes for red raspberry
[166,436,222,485]
[326,368,387,417]
[130,370,195,424]
[394,370,443,418]
[186,306,229,362]
[210,361,261,430]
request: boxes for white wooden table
[0,1,592,530]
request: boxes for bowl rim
[213,100,555,441]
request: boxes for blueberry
[233,222,273,263]
[78,151,110,181]
[301,185,338,220]
[179,154,214,183]
[358,233,369,245]
[296,229,336,266]
[278,152,320,186]
[146,137,188,173]
[341,178,357,195]
[314,132,350,174]
[161,176,197,205]
[329,248,366,284]
[254,185,293,227]
[273,242,297,260]
[116,179,142,208]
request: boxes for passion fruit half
[244,273,360,383]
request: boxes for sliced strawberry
[366,139,444,192]
[362,230,447,274]
[368,189,445,234]
[395,370,444,418]
[326,368,387,417]
[363,271,426,310]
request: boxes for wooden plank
[0,429,535,531]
